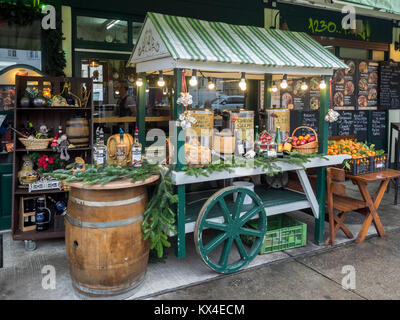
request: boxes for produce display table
[171,155,349,273]
[346,169,400,243]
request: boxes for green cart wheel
[194,186,267,274]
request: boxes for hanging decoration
[325,109,340,123]
[176,70,197,129]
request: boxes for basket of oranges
[327,139,387,175]
[291,126,318,154]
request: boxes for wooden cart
[129,12,350,273]
[170,156,348,273]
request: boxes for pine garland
[46,161,176,260]
[182,152,329,177]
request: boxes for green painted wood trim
[264,74,272,109]
[174,184,186,258]
[137,73,147,151]
[0,164,12,174]
[314,75,331,245]
[173,68,184,171]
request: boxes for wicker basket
[291,126,318,154]
[18,138,53,150]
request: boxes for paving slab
[150,258,362,300]
[297,231,400,300]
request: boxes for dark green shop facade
[0,0,396,231]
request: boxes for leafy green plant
[142,168,177,258]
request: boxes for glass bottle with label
[131,126,142,167]
[116,128,128,168]
[275,126,283,157]
[93,127,107,168]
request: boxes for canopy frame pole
[137,73,147,151]
[314,75,331,245]
[173,68,186,258]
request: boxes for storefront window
[77,16,128,44]
[132,22,143,45]
[0,20,41,71]
[188,78,245,111]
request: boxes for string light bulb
[280,74,288,89]
[157,71,165,87]
[189,69,198,87]
[239,72,247,91]
[301,80,308,91]
[271,83,278,93]
[136,77,143,87]
[319,79,327,90]
[207,78,215,90]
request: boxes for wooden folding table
[346,169,400,243]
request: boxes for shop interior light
[280,74,288,89]
[189,70,198,87]
[136,77,143,87]
[271,82,278,93]
[89,59,99,68]
[106,20,120,30]
[301,79,308,91]
[207,78,215,90]
[157,71,165,87]
[239,72,247,91]
[319,79,327,90]
[146,80,150,92]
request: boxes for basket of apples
[291,126,318,154]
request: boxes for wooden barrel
[66,117,90,147]
[65,176,159,298]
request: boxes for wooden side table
[346,169,400,243]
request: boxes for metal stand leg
[395,178,399,206]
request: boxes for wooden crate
[19,195,46,232]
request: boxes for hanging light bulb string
[239,72,247,91]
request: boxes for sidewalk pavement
[1,180,399,300]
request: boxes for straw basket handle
[291,126,318,143]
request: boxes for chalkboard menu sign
[337,111,368,141]
[380,61,400,109]
[300,111,319,135]
[358,60,379,110]
[337,111,353,136]
[280,77,321,111]
[352,111,368,141]
[332,59,378,111]
[371,111,386,139]
[332,59,356,110]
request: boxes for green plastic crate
[242,215,307,254]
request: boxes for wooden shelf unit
[11,75,94,241]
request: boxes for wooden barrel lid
[66,175,159,190]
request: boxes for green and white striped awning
[130,12,348,75]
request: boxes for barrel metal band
[72,273,146,298]
[65,213,143,229]
[69,194,145,207]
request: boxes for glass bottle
[131,126,142,167]
[93,127,107,168]
[116,128,128,168]
[275,126,283,157]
